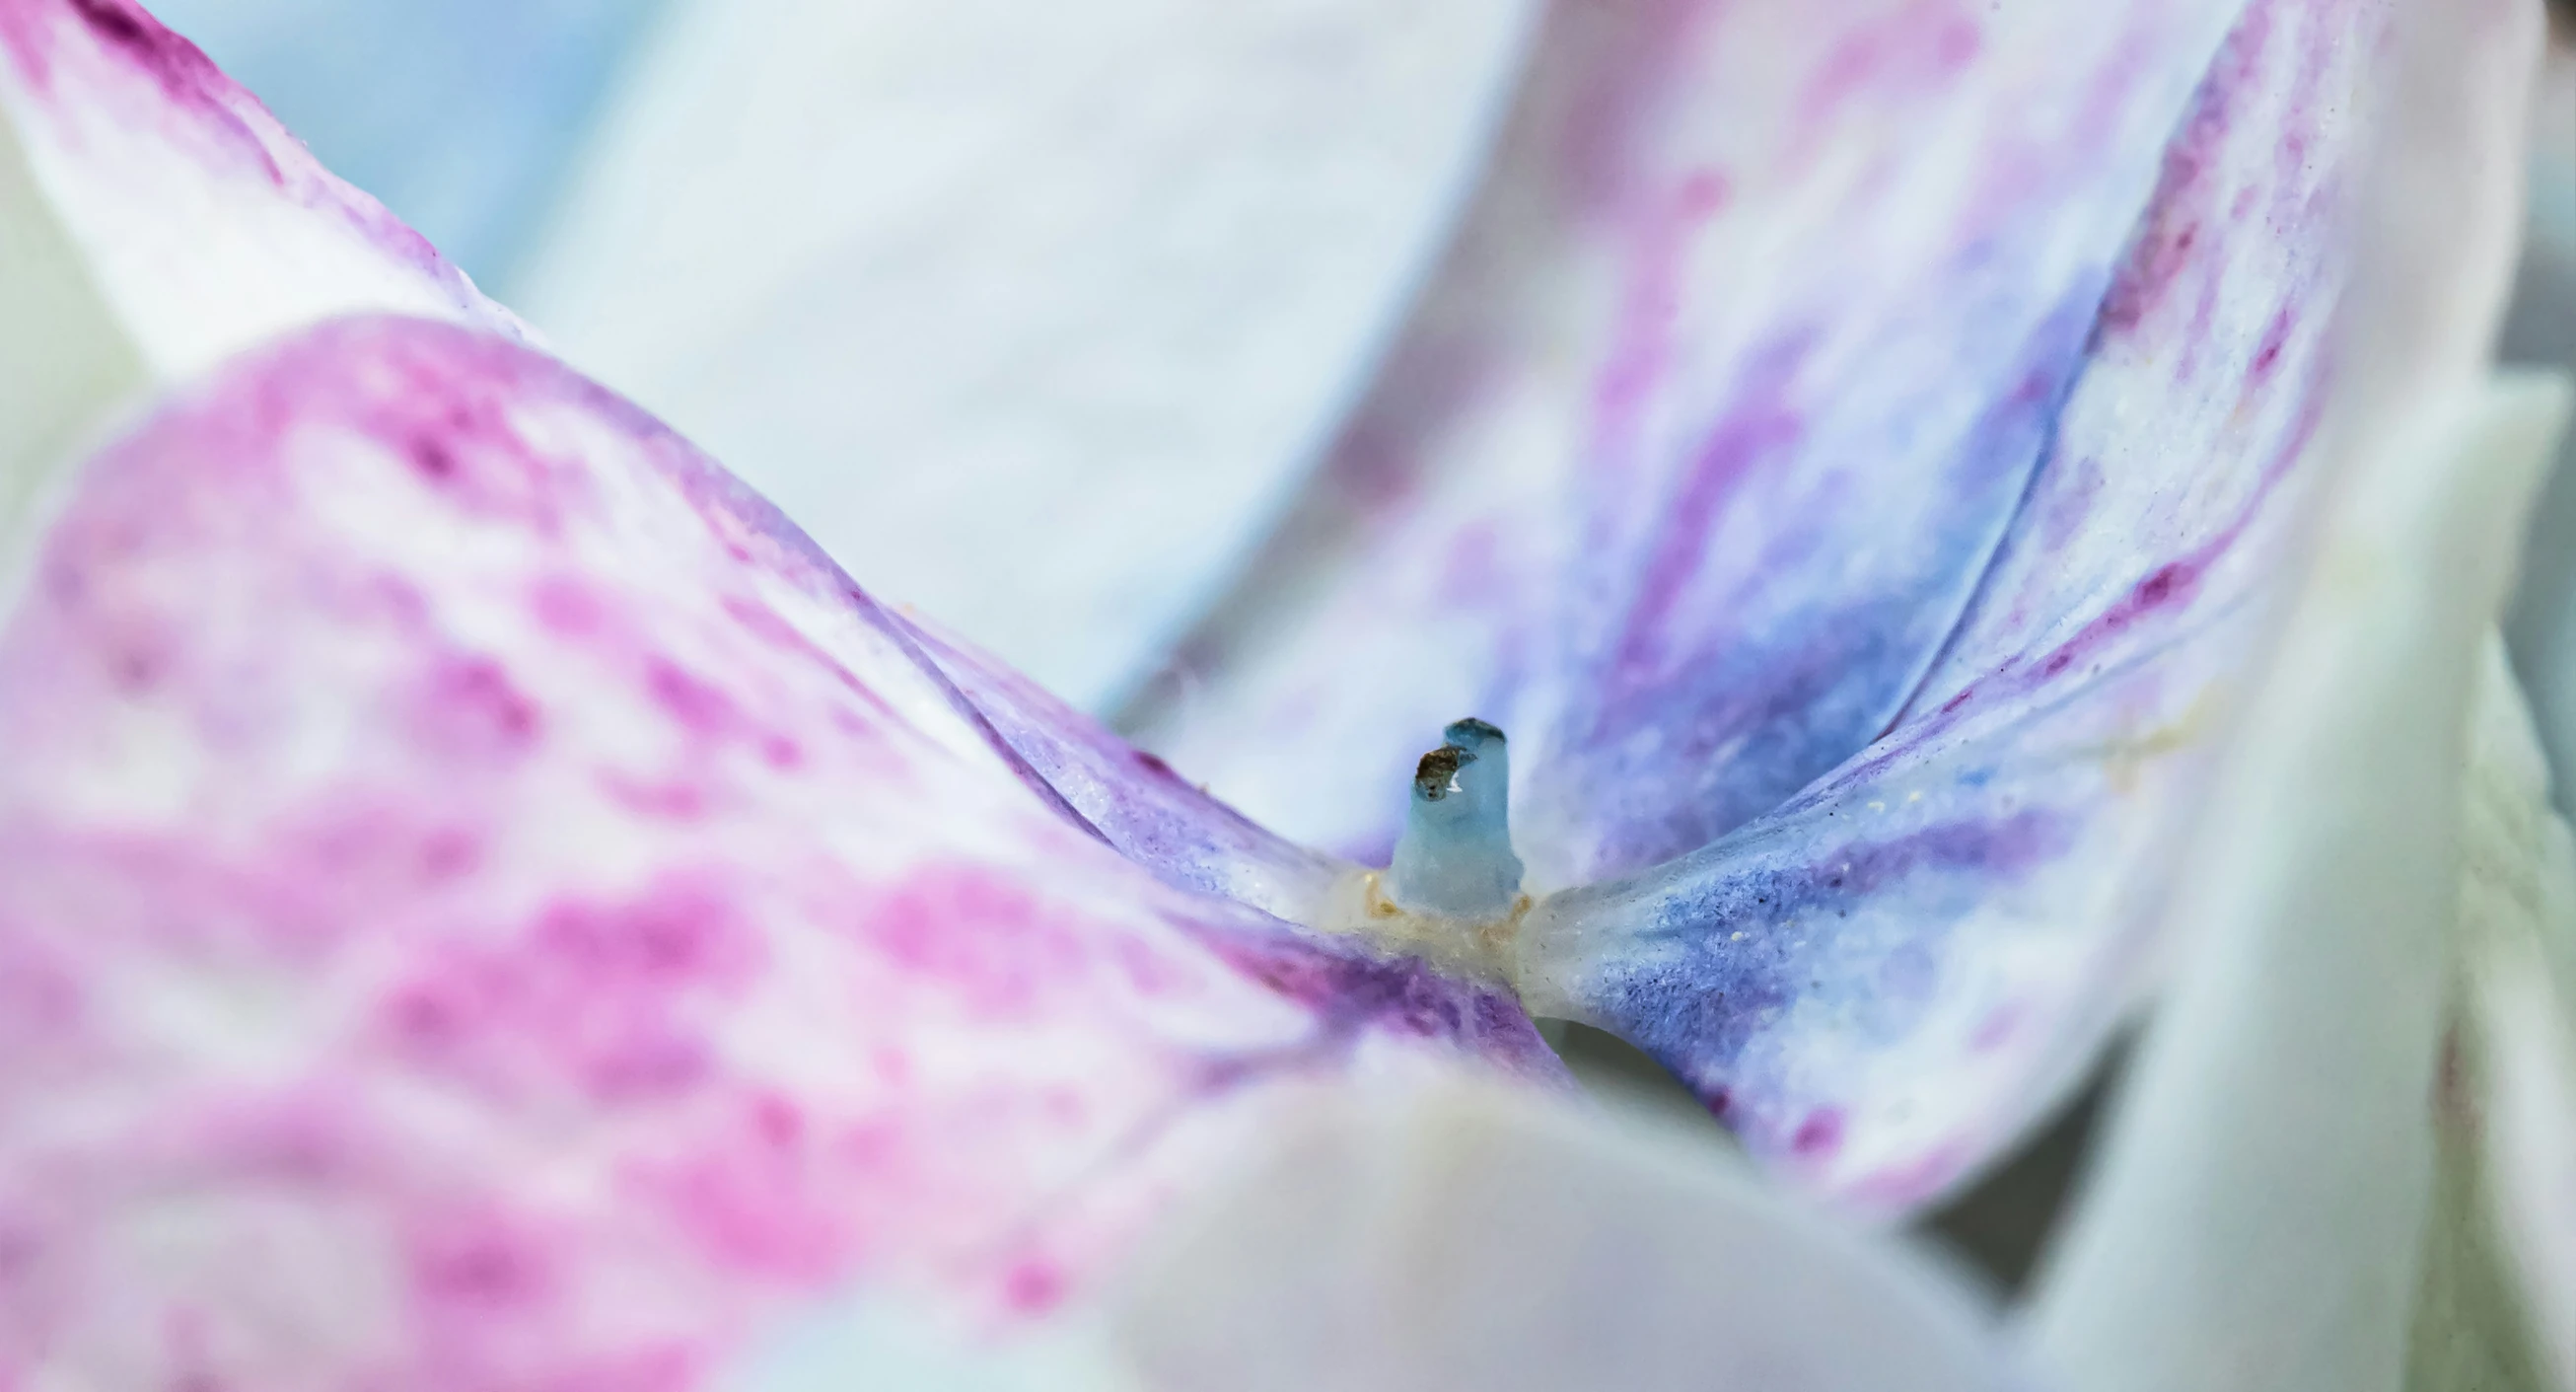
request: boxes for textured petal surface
[1109,1080,2008,1392]
[140,0,661,283]
[1124,0,2259,882]
[0,316,1557,1384]
[511,0,1536,705]
[2020,370,2567,1392]
[0,0,517,538]
[1513,0,2537,1212]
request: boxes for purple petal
[0,316,1557,1381]
[1522,0,2540,1213]
[1124,0,2263,884]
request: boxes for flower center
[1388,717,1525,918]
[1320,718,1533,988]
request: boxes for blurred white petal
[1109,1079,2008,1392]
[2480,917,2576,1392]
[512,0,1535,705]
[2023,372,2573,1392]
[720,1291,1140,1392]
[2451,623,2576,1390]
[2403,641,2565,1392]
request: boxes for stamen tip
[1446,716,1505,750]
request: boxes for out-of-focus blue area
[147,0,665,286]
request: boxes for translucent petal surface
[0,316,1558,1383]
[1111,1081,2008,1392]
[2022,372,2569,1392]
[511,0,1536,705]
[0,0,518,539]
[1512,0,2537,1212]
[138,0,661,284]
[1126,0,2259,881]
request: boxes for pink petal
[0,316,1557,1383]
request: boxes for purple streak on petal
[902,612,1354,925]
[0,316,1555,1381]
[1523,0,2385,1217]
[1123,0,2257,889]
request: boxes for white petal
[512,0,1536,705]
[2451,634,2576,1391]
[2400,641,2564,1392]
[2479,917,2576,1392]
[2021,371,2574,1392]
[1108,1079,2008,1392]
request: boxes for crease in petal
[0,315,1559,1385]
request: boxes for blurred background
[143,0,2576,1295]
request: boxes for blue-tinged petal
[1520,0,2540,1214]
[0,316,1558,1382]
[1125,0,2260,883]
[509,0,1536,706]
[135,0,661,283]
[0,0,521,539]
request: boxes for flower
[0,0,2565,1388]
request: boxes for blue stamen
[1386,717,1525,918]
